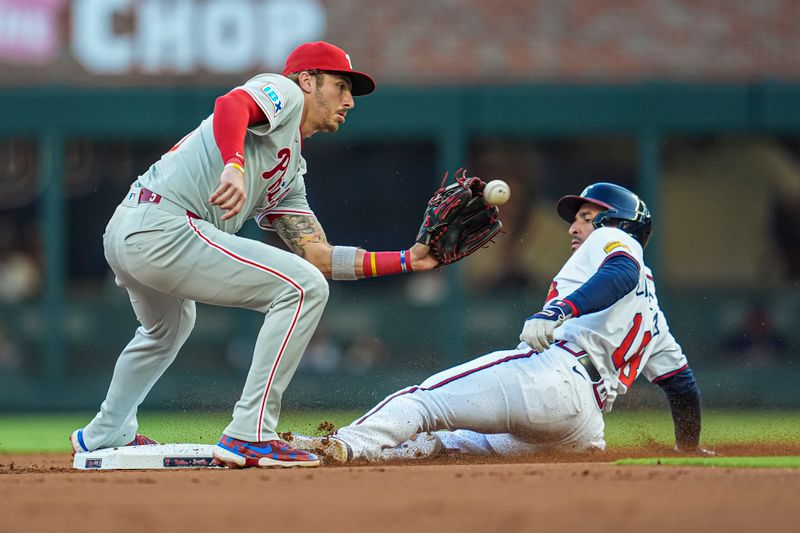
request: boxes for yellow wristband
[225,162,244,174]
[370,252,378,277]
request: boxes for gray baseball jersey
[139,73,314,233]
[77,73,330,449]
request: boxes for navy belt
[555,341,602,382]
[577,355,602,382]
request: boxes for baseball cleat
[69,429,159,456]
[212,434,320,468]
[281,433,352,464]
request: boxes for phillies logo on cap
[282,41,376,96]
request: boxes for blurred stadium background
[0,0,798,414]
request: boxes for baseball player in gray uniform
[69,41,440,468]
[287,183,715,463]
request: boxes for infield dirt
[2,443,798,533]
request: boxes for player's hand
[519,300,573,352]
[210,165,247,221]
[409,242,440,272]
[674,443,718,457]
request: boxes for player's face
[311,74,355,133]
[569,202,604,252]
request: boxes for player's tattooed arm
[272,214,330,258]
[272,214,335,275]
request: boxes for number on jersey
[611,313,652,387]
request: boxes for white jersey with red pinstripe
[547,226,688,411]
[138,73,314,234]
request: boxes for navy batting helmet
[556,182,652,247]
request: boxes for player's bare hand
[210,166,247,221]
[674,444,718,457]
[409,242,439,271]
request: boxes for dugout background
[0,0,798,411]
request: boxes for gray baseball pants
[80,185,328,449]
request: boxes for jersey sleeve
[237,74,303,137]
[254,169,315,231]
[640,309,690,383]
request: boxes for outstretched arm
[271,214,438,278]
[655,367,715,455]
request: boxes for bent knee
[177,301,197,339]
[294,262,329,303]
[139,300,196,344]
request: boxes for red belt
[139,187,199,219]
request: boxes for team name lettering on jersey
[261,147,292,206]
[262,148,291,181]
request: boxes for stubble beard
[314,88,339,133]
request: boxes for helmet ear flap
[591,209,618,230]
[636,219,653,248]
[593,209,652,248]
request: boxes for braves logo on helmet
[555,182,652,247]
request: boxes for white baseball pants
[336,344,606,461]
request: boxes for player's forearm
[272,214,331,270]
[329,247,415,279]
[272,215,434,277]
[329,243,443,279]
[656,367,702,450]
[355,248,415,277]
[299,246,418,279]
[301,242,335,277]
[273,230,416,279]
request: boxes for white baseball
[483,179,511,206]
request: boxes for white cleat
[70,429,89,455]
[69,428,159,457]
[282,433,352,464]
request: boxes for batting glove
[520,300,574,352]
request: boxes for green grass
[1,409,799,454]
[603,410,800,447]
[0,410,360,453]
[617,456,800,469]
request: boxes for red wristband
[225,155,245,167]
[362,250,413,277]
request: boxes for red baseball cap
[283,41,376,96]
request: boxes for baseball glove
[416,170,503,265]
